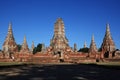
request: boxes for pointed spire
[41,43,46,52]
[56,18,63,24]
[106,23,110,32]
[89,35,97,53]
[31,41,34,52]
[23,36,27,45]
[20,36,29,52]
[101,23,115,52]
[2,22,18,53]
[7,22,14,40]
[84,41,87,48]
[106,23,111,39]
[8,22,12,30]
[74,43,77,52]
[92,34,94,41]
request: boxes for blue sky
[0,0,120,50]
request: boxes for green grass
[96,62,120,66]
[0,62,120,67]
[0,62,31,66]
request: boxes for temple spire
[7,22,14,40]
[20,36,29,52]
[31,41,34,52]
[92,34,94,41]
[106,23,110,31]
[2,22,18,54]
[89,35,97,53]
[8,22,12,30]
[74,43,77,52]
[54,18,65,37]
[101,23,115,52]
[84,41,87,48]
[50,18,72,54]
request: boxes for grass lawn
[0,61,120,68]
[0,62,31,66]
[96,62,120,67]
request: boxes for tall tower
[20,36,29,52]
[31,41,34,52]
[89,35,97,53]
[2,22,18,54]
[74,43,77,52]
[50,18,71,54]
[84,41,87,48]
[101,23,115,52]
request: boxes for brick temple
[0,18,120,63]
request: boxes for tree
[116,49,119,51]
[17,44,22,52]
[33,47,37,54]
[98,48,102,52]
[33,43,42,54]
[78,47,89,53]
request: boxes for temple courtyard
[0,63,120,80]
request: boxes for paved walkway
[0,64,120,80]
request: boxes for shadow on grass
[0,63,120,80]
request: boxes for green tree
[17,44,22,52]
[33,47,37,54]
[78,47,89,53]
[33,43,42,54]
[98,48,102,52]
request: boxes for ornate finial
[92,34,94,41]
[9,22,12,27]
[106,23,110,32]
[24,35,27,43]
[56,17,63,24]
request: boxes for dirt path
[0,64,120,80]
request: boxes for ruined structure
[20,36,29,52]
[49,18,72,55]
[89,35,97,53]
[88,35,98,57]
[0,18,120,63]
[74,43,77,52]
[101,24,116,58]
[31,41,34,52]
[2,22,18,57]
[41,43,46,52]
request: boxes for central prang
[49,18,72,55]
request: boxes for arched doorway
[57,51,64,62]
[104,51,109,58]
